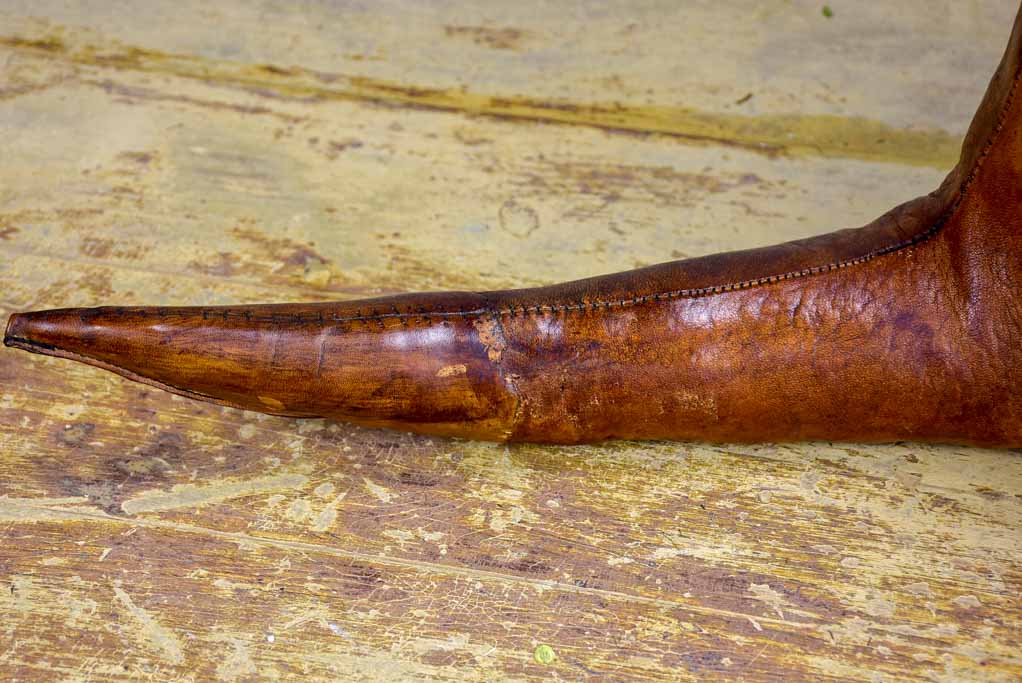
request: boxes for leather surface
[6,4,1022,446]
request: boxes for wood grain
[1,1,1020,680]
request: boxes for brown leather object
[7,8,1022,446]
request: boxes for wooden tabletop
[1,1,1020,680]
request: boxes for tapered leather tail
[6,5,1022,446]
[3,298,521,440]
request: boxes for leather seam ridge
[81,60,1022,327]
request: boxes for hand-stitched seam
[118,59,1022,327]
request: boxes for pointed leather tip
[4,312,28,348]
[4,308,87,354]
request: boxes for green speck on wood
[534,644,557,665]
[822,5,834,18]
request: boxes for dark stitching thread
[111,61,1022,329]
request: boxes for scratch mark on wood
[120,473,309,514]
[112,581,185,665]
[1,497,818,629]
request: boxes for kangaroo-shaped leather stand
[7,7,1022,446]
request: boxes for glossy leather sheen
[7,6,1022,446]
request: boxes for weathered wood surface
[1,1,1020,680]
